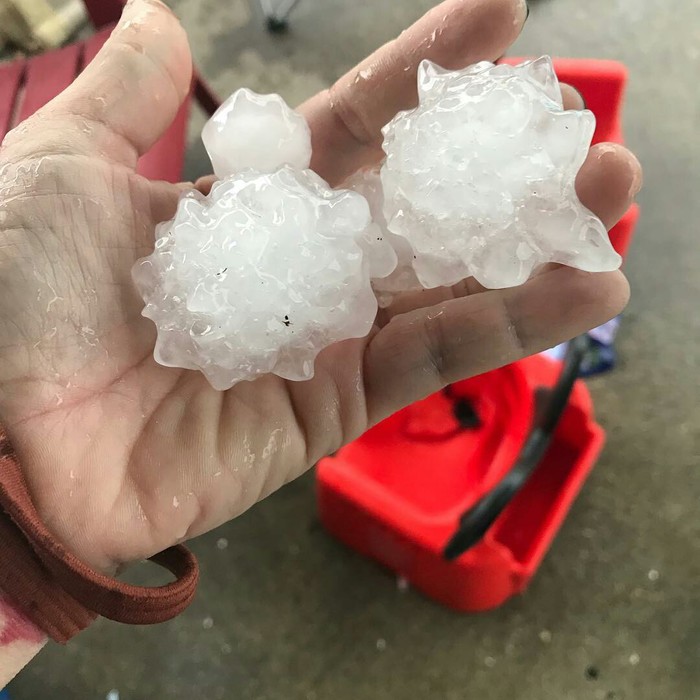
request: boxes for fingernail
[516,0,529,28]
[629,154,644,197]
[571,86,587,109]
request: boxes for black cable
[443,335,589,560]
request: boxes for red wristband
[0,429,199,643]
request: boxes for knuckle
[327,84,377,148]
[419,311,452,386]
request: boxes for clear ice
[377,56,621,291]
[134,57,621,388]
[133,91,381,390]
[344,167,422,307]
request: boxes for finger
[193,174,216,196]
[561,83,585,110]
[42,0,192,167]
[145,180,196,231]
[364,267,629,424]
[577,142,643,226]
[299,0,528,185]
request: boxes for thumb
[46,0,192,167]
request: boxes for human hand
[0,0,641,576]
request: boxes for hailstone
[201,89,311,176]
[378,56,622,290]
[133,91,384,390]
[344,167,422,307]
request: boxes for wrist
[2,422,119,576]
[0,592,45,647]
[0,426,199,643]
[0,592,46,688]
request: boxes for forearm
[0,593,46,687]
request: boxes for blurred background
[3,0,699,698]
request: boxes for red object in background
[317,58,639,612]
[318,356,604,611]
[0,0,219,182]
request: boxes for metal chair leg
[259,0,302,32]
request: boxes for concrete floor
[9,0,700,698]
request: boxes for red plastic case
[316,59,638,611]
[318,355,604,611]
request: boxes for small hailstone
[647,569,659,581]
[539,629,553,643]
[134,90,381,390]
[379,56,621,290]
[396,575,410,593]
[216,538,229,550]
[376,638,387,651]
[202,89,312,176]
[629,652,640,666]
[106,691,119,700]
[202,616,214,630]
[484,656,497,668]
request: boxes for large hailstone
[133,90,390,390]
[378,57,622,290]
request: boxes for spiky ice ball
[380,56,622,290]
[133,91,382,390]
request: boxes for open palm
[0,0,641,574]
